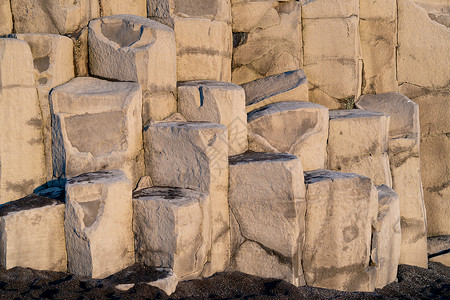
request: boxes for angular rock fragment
[133,187,210,280]
[50,77,144,186]
[247,101,328,171]
[427,236,450,267]
[327,110,392,186]
[228,152,306,286]
[0,0,13,35]
[144,122,229,276]
[0,194,66,271]
[65,170,134,279]
[303,170,378,292]
[178,81,247,155]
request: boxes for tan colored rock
[228,152,306,286]
[327,110,392,187]
[248,101,328,171]
[71,27,89,77]
[360,0,397,20]
[178,81,247,155]
[65,170,135,279]
[0,195,66,271]
[143,92,177,123]
[0,0,13,35]
[428,236,450,267]
[144,122,229,276]
[50,77,144,186]
[372,185,401,289]
[303,170,378,292]
[0,39,46,204]
[412,0,450,27]
[100,0,147,17]
[133,187,211,280]
[302,0,358,19]
[148,268,179,296]
[241,69,309,113]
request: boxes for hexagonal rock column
[228,152,306,287]
[133,187,211,280]
[231,0,302,85]
[0,195,66,271]
[356,93,428,268]
[241,69,309,113]
[50,77,144,186]
[247,101,328,171]
[178,81,247,155]
[89,15,177,124]
[144,122,229,277]
[147,0,232,82]
[372,185,401,289]
[327,110,392,187]
[65,170,135,279]
[303,170,378,292]
[0,38,46,204]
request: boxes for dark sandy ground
[0,261,448,299]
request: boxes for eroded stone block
[302,0,359,19]
[65,170,134,278]
[101,0,147,17]
[427,235,450,267]
[0,0,13,35]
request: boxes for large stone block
[65,170,135,279]
[428,235,450,267]
[0,195,66,271]
[248,101,328,171]
[241,69,308,113]
[228,152,306,286]
[327,110,392,186]
[302,0,359,19]
[0,0,13,35]
[50,77,144,186]
[303,170,378,292]
[178,81,247,155]
[101,0,147,17]
[133,187,210,280]
[144,122,229,276]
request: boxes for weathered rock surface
[328,110,392,186]
[303,170,378,292]
[100,0,147,17]
[65,170,135,279]
[428,235,450,266]
[133,187,210,280]
[248,101,328,171]
[144,122,229,277]
[0,0,13,35]
[228,152,306,286]
[0,194,66,271]
[178,80,247,155]
[50,77,144,186]
[241,69,309,113]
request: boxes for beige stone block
[144,122,229,276]
[231,66,263,86]
[101,0,147,17]
[303,170,378,292]
[231,2,278,33]
[133,187,210,280]
[308,85,342,109]
[248,101,328,171]
[178,81,247,155]
[0,39,35,88]
[302,0,359,19]
[71,27,89,77]
[328,110,392,186]
[143,91,177,124]
[50,77,144,186]
[228,152,306,286]
[0,0,13,35]
[147,268,179,296]
[428,235,450,267]
[175,18,232,82]
[360,0,397,20]
[0,195,66,271]
[413,89,450,136]
[425,187,450,237]
[65,170,135,279]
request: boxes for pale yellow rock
[360,0,397,20]
[0,195,67,271]
[50,77,144,186]
[142,91,177,123]
[71,27,89,77]
[228,152,306,286]
[302,0,359,19]
[101,0,147,17]
[134,176,153,191]
[65,170,135,279]
[231,66,263,86]
[413,89,450,137]
[178,81,247,155]
[231,2,278,33]
[133,187,210,280]
[148,268,179,296]
[328,110,392,187]
[428,236,450,267]
[412,0,450,27]
[247,101,328,171]
[0,0,13,35]
[308,85,342,109]
[303,170,378,292]
[144,122,229,276]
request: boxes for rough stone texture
[178,81,247,155]
[428,235,450,266]
[0,38,46,204]
[147,268,179,296]
[144,122,229,277]
[50,77,144,186]
[231,0,302,85]
[71,27,89,77]
[11,0,100,34]
[412,0,450,27]
[0,0,13,35]
[65,170,135,279]
[100,0,147,17]
[0,195,66,271]
[241,69,309,113]
[372,185,401,289]
[247,101,328,171]
[303,170,378,292]
[328,110,392,187]
[133,187,210,280]
[228,152,306,287]
[302,0,359,18]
